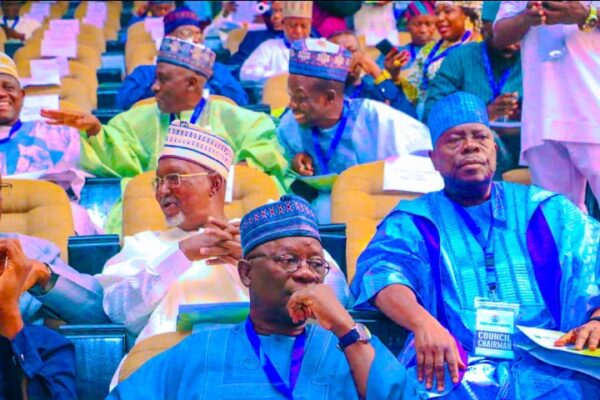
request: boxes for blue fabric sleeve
[117,65,156,110]
[209,63,249,106]
[373,79,417,118]
[366,336,417,399]
[11,325,77,400]
[350,211,432,310]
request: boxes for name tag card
[26,3,51,22]
[83,15,105,28]
[41,38,77,59]
[383,155,444,193]
[87,1,107,15]
[21,95,60,122]
[49,19,80,35]
[84,2,107,28]
[44,28,77,41]
[474,298,519,360]
[26,59,61,86]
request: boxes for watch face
[356,323,372,341]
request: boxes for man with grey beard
[96,121,350,344]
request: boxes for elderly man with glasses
[96,121,349,344]
[109,194,416,400]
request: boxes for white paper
[83,15,105,28]
[145,17,164,38]
[44,28,77,41]
[49,19,80,35]
[225,166,235,203]
[28,2,51,17]
[517,326,600,358]
[86,1,107,15]
[28,59,61,86]
[21,95,60,122]
[41,38,77,59]
[383,155,444,193]
[54,57,70,77]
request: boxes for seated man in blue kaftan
[109,195,417,400]
[350,92,600,399]
[117,6,248,110]
[0,238,77,400]
[277,38,432,223]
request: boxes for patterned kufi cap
[282,1,313,19]
[157,37,215,79]
[0,52,19,81]
[159,120,234,179]
[164,6,200,35]
[427,92,489,145]
[241,195,321,257]
[289,38,351,82]
[405,0,435,21]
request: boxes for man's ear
[187,74,199,92]
[325,88,337,104]
[208,174,225,197]
[238,259,252,287]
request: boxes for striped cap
[241,195,321,257]
[282,1,313,19]
[159,120,234,179]
[427,92,489,145]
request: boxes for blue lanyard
[169,98,206,124]
[421,31,472,90]
[2,17,19,29]
[482,42,512,99]
[245,318,306,400]
[409,43,416,61]
[0,120,22,145]
[349,82,363,99]
[311,100,349,174]
[283,36,292,49]
[446,188,498,295]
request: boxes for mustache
[159,196,179,208]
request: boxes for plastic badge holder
[474,298,520,360]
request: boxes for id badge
[474,298,519,360]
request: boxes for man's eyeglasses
[0,183,12,197]
[247,253,331,277]
[151,173,209,191]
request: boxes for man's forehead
[157,157,207,174]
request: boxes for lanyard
[421,30,472,90]
[0,120,22,145]
[482,42,512,99]
[2,17,19,29]
[447,189,498,296]
[310,100,349,174]
[169,97,206,124]
[245,318,306,400]
[283,36,292,49]
[349,82,363,99]
[409,43,416,61]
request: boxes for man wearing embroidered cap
[42,36,289,231]
[277,37,431,222]
[240,0,313,82]
[96,121,349,343]
[110,195,416,399]
[117,6,248,110]
[352,92,600,399]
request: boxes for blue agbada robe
[108,322,417,399]
[116,62,249,110]
[351,182,600,399]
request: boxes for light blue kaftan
[351,182,600,399]
[108,322,417,399]
[277,98,432,223]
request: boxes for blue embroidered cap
[164,6,200,35]
[427,92,490,145]
[157,37,215,79]
[241,195,321,257]
[289,38,352,82]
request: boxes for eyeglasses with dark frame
[151,172,210,191]
[0,183,12,197]
[247,253,331,277]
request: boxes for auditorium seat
[331,161,422,280]
[122,165,280,237]
[262,72,289,110]
[0,179,74,262]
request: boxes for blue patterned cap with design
[241,195,321,257]
[427,92,489,145]
[289,38,351,82]
[157,37,215,79]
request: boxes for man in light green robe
[41,37,291,232]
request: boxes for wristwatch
[579,5,598,32]
[337,323,372,351]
